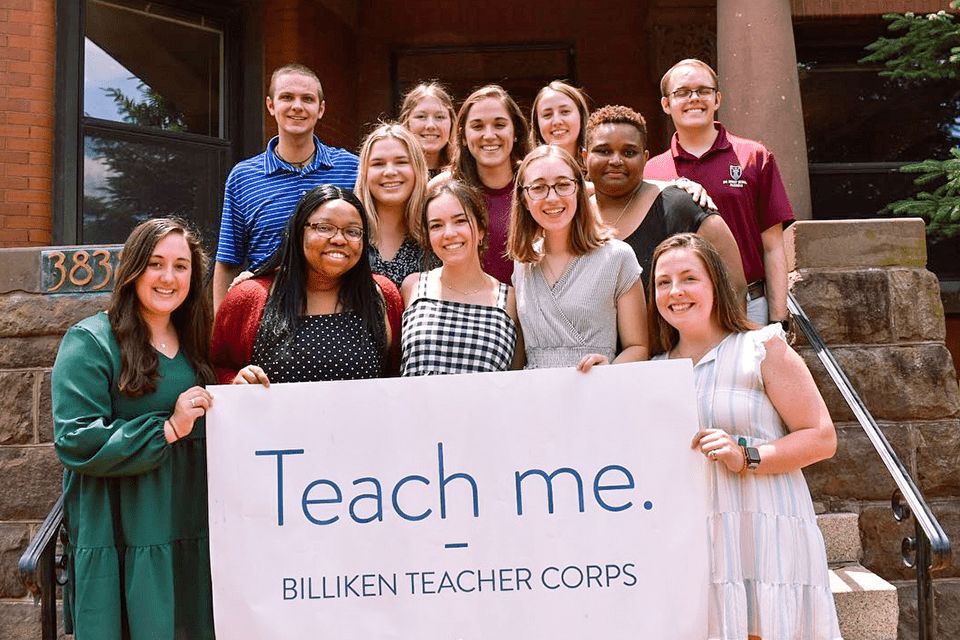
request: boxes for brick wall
[0,0,54,248]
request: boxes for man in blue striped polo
[213,63,360,312]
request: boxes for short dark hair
[269,63,323,101]
[585,104,648,152]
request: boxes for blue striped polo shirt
[215,135,359,269]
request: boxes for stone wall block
[38,371,52,443]
[0,372,35,445]
[0,335,62,369]
[927,502,960,579]
[789,269,891,345]
[0,292,109,337]
[894,580,919,640]
[889,269,947,342]
[0,447,61,520]
[785,218,927,270]
[0,523,30,598]
[859,503,915,581]
[804,422,910,502]
[799,345,960,423]
[935,578,960,640]
[916,420,960,498]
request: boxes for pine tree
[861,1,960,237]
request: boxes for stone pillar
[0,246,115,633]
[787,219,960,639]
[717,0,812,219]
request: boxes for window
[795,18,960,279]
[57,0,241,249]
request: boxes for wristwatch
[738,437,761,471]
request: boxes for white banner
[207,360,709,639]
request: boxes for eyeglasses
[669,87,717,101]
[304,222,364,242]
[522,179,579,201]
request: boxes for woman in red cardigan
[211,185,402,384]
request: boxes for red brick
[8,86,52,101]
[0,176,27,189]
[27,228,50,244]
[9,9,50,24]
[27,151,50,163]
[0,71,29,87]
[0,150,28,164]
[1,22,31,37]
[27,25,53,41]
[5,163,48,177]
[0,98,31,113]
[7,137,49,152]
[5,110,46,125]
[3,214,37,227]
[0,228,28,243]
[26,201,50,216]
[28,124,52,138]
[8,60,51,76]
[0,123,28,137]
[0,0,32,10]
[5,190,46,204]
[26,177,49,191]
[28,74,53,91]
[0,47,30,62]
[28,48,51,65]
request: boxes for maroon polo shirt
[644,122,794,284]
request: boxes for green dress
[52,312,214,640]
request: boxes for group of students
[51,60,842,640]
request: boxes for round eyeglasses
[304,222,364,242]
[522,179,579,201]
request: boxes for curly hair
[585,104,648,151]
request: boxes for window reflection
[83,0,223,137]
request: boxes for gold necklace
[441,275,486,296]
[610,182,645,229]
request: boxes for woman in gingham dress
[400,179,522,375]
[508,145,647,371]
[649,234,841,640]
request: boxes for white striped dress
[513,239,641,369]
[400,272,518,375]
[657,325,842,640]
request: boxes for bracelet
[167,417,183,440]
[737,444,748,474]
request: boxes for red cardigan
[210,274,403,384]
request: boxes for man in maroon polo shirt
[644,58,793,328]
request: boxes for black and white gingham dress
[400,272,518,376]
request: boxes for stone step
[818,512,862,565]
[0,597,66,640]
[829,564,899,640]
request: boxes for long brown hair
[399,82,457,170]
[450,85,530,187]
[417,178,489,264]
[529,80,590,163]
[507,145,613,263]
[646,233,755,357]
[109,217,215,397]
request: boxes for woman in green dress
[52,217,217,640]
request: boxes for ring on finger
[190,397,196,407]
[708,450,717,459]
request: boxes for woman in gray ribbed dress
[507,145,647,370]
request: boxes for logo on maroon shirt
[723,164,746,188]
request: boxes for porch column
[717,0,812,219]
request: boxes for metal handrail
[18,493,67,640]
[788,292,951,639]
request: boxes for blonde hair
[507,145,613,264]
[659,59,719,97]
[355,123,429,245]
[399,82,457,169]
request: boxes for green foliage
[103,82,186,131]
[884,149,960,237]
[861,2,960,238]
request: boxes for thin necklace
[441,274,486,296]
[541,253,571,286]
[275,146,316,169]
[610,182,645,229]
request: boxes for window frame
[54,0,248,245]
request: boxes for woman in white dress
[649,233,841,640]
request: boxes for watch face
[746,446,761,467]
